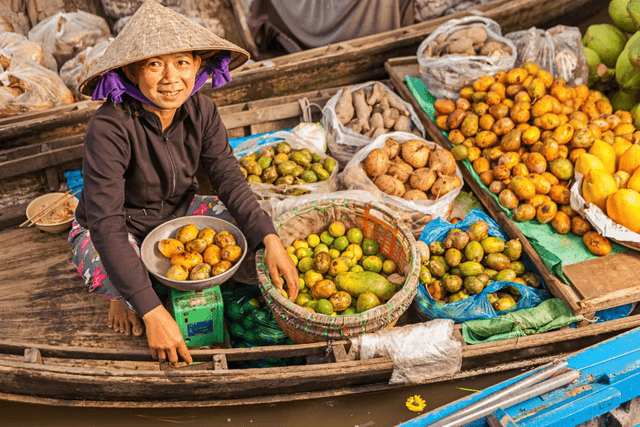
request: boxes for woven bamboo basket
[256,199,420,344]
[611,238,640,252]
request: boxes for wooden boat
[0,0,602,147]
[3,77,640,407]
[398,326,640,427]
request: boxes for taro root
[409,167,437,192]
[401,139,430,169]
[383,138,400,159]
[374,174,405,197]
[402,189,429,201]
[428,149,457,175]
[387,158,414,182]
[430,175,462,199]
[363,148,390,177]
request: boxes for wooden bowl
[26,193,78,234]
[140,216,248,292]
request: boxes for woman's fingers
[178,341,193,365]
[166,348,179,367]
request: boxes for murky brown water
[0,369,523,427]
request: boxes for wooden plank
[563,252,640,300]
[213,354,228,370]
[0,141,84,180]
[228,0,260,60]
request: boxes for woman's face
[126,52,202,112]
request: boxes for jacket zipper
[163,133,176,198]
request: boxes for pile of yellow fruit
[284,220,401,316]
[434,62,640,254]
[157,224,243,281]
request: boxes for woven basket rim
[256,198,420,330]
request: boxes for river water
[2,3,616,426]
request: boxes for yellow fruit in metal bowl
[157,238,185,258]
[174,224,199,244]
[211,260,233,276]
[197,227,216,245]
[203,244,222,265]
[221,244,243,263]
[214,230,237,248]
[189,263,212,280]
[185,238,208,254]
[171,251,203,271]
[165,265,188,281]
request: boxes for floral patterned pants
[69,195,239,311]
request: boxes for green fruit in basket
[485,253,511,271]
[291,151,312,167]
[276,160,297,175]
[467,221,489,242]
[273,152,289,165]
[261,166,278,184]
[484,269,498,280]
[487,293,499,304]
[320,230,335,246]
[522,271,542,288]
[313,252,331,274]
[257,155,272,170]
[300,170,318,183]
[335,271,395,300]
[291,165,305,178]
[429,241,445,256]
[245,161,262,177]
[274,175,294,186]
[450,267,461,277]
[276,141,291,154]
[356,291,381,313]
[419,265,432,284]
[481,236,506,254]
[428,259,446,278]
[346,227,364,244]
[442,275,463,294]
[464,241,484,263]
[333,236,349,251]
[328,249,341,259]
[350,265,364,272]
[509,261,526,276]
[459,261,484,277]
[324,158,337,173]
[493,296,516,311]
[341,307,357,315]
[362,238,380,256]
[464,276,485,295]
[313,243,329,255]
[448,290,470,303]
[431,255,449,271]
[382,260,396,275]
[362,256,383,273]
[305,300,319,310]
[316,298,335,315]
[503,239,523,261]
[375,253,386,262]
[451,144,468,160]
[295,247,313,260]
[295,293,313,307]
[330,291,352,312]
[495,269,517,282]
[298,256,315,273]
[304,270,324,288]
[445,248,462,267]
[247,174,262,183]
[316,167,331,181]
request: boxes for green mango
[257,155,272,170]
[276,160,297,175]
[274,175,294,186]
[583,24,627,68]
[335,271,395,300]
[628,0,640,30]
[459,261,484,277]
[611,0,637,32]
[300,170,318,183]
[583,46,601,87]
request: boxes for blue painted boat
[398,326,640,427]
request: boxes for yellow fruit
[306,234,320,248]
[293,239,309,249]
[346,243,363,260]
[619,144,640,175]
[165,265,188,281]
[582,170,617,213]
[304,270,324,288]
[606,189,640,233]
[328,221,346,237]
[613,171,631,189]
[157,238,185,258]
[628,168,640,193]
[174,224,199,244]
[588,139,616,176]
[613,138,632,169]
[574,153,605,176]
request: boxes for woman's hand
[263,233,300,302]
[142,305,192,367]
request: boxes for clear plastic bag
[322,81,426,167]
[288,122,327,153]
[416,16,517,100]
[101,0,181,19]
[355,319,462,384]
[341,132,463,236]
[232,130,340,215]
[60,39,113,99]
[0,55,74,116]
[27,11,111,69]
[505,25,588,87]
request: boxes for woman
[71,0,299,367]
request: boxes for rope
[298,97,323,123]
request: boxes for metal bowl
[140,216,248,292]
[26,192,78,234]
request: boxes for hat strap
[92,51,232,108]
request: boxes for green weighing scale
[165,286,225,348]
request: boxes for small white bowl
[26,192,78,234]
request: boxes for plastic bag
[416,16,517,100]
[60,39,113,99]
[570,171,640,244]
[355,319,462,384]
[0,55,74,117]
[341,132,463,236]
[322,81,426,167]
[232,130,340,213]
[0,32,56,71]
[101,0,181,19]
[414,0,464,22]
[505,25,588,87]
[414,209,549,323]
[28,11,111,69]
[289,122,327,153]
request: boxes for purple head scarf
[91,51,232,108]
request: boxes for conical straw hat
[80,0,249,96]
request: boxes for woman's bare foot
[108,300,145,336]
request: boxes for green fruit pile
[420,220,542,311]
[284,220,400,315]
[239,141,338,196]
